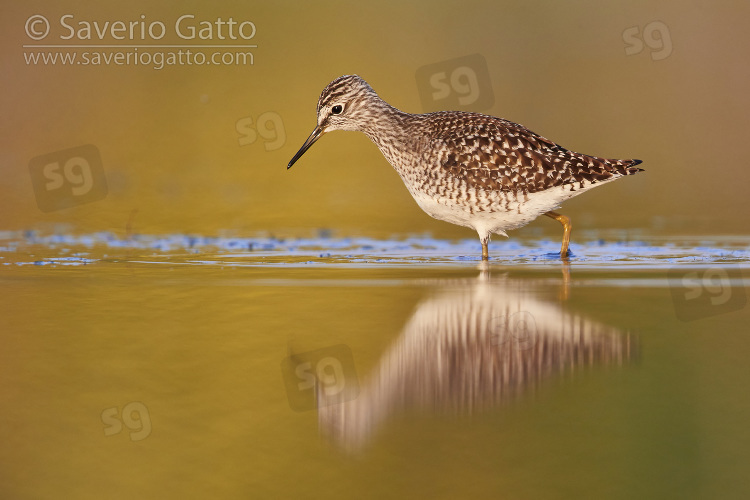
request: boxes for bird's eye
[331,104,343,115]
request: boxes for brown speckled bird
[288,75,643,260]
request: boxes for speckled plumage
[288,75,643,259]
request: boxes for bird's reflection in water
[317,266,636,453]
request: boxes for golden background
[2,3,750,498]
[2,1,748,238]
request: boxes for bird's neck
[359,97,416,165]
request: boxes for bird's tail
[610,158,644,176]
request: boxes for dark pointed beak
[287,126,325,169]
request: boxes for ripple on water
[0,231,749,268]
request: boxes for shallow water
[1,232,749,499]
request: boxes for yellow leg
[544,211,572,258]
[481,236,489,260]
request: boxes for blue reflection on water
[1,230,749,267]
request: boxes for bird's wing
[426,113,640,194]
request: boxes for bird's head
[287,75,379,169]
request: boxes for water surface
[1,233,748,499]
